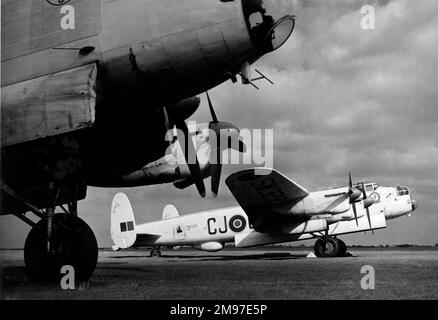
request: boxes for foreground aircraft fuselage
[1,0,296,212]
[3,0,295,102]
[111,174,418,256]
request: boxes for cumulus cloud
[199,0,438,245]
[1,0,437,247]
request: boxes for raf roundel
[229,215,247,233]
[370,192,381,203]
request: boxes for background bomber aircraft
[0,0,296,280]
[111,168,418,257]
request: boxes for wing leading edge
[225,168,310,230]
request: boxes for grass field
[1,248,437,300]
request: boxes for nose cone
[242,0,296,53]
[411,200,419,211]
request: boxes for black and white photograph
[1,0,437,306]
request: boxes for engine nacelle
[363,198,375,209]
[282,219,327,235]
[194,242,224,252]
[327,210,365,224]
[166,97,201,125]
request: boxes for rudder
[111,193,137,249]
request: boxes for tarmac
[1,247,437,300]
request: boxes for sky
[1,0,438,248]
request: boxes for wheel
[24,213,98,282]
[149,248,161,257]
[314,237,341,258]
[337,239,348,257]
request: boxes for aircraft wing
[225,168,310,231]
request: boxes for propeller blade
[206,92,218,123]
[162,107,174,145]
[349,173,359,226]
[176,121,206,198]
[352,202,359,226]
[173,178,195,190]
[211,163,222,198]
[361,183,374,234]
[210,127,222,197]
[366,207,374,233]
[224,134,247,153]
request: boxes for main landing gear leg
[1,183,98,282]
[150,246,162,257]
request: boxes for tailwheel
[24,213,98,282]
[149,246,162,257]
[314,237,342,258]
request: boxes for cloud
[1,0,437,248]
[202,0,438,244]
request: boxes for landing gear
[314,236,348,258]
[149,246,162,257]
[24,213,98,281]
[2,183,98,282]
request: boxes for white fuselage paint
[131,184,415,249]
[135,207,250,247]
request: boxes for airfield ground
[1,248,437,300]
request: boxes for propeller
[207,92,246,197]
[169,93,246,197]
[162,106,206,198]
[175,120,206,198]
[360,182,375,234]
[348,173,376,232]
[348,173,362,226]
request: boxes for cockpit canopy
[354,182,379,193]
[396,186,410,196]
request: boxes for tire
[314,237,341,258]
[24,214,98,282]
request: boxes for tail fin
[111,193,137,249]
[162,204,179,220]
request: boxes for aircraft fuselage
[118,185,415,250]
[2,0,294,104]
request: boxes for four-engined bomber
[111,169,418,258]
[1,0,296,280]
